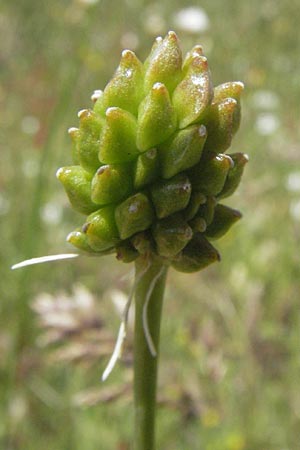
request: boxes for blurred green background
[1,0,300,449]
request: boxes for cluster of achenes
[57,32,248,273]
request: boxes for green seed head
[57,31,248,272]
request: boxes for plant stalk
[133,256,168,450]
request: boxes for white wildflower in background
[251,90,280,110]
[120,32,139,51]
[40,201,63,225]
[255,112,280,136]
[143,5,166,35]
[8,395,28,425]
[31,284,119,364]
[78,0,99,5]
[286,172,300,193]
[22,158,39,178]
[21,115,40,135]
[173,7,210,33]
[289,200,300,222]
[32,284,98,337]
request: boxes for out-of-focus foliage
[1,1,300,449]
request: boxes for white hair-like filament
[142,266,166,358]
[101,261,151,382]
[11,254,79,270]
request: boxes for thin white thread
[101,261,151,382]
[101,322,126,382]
[142,266,165,358]
[11,254,79,270]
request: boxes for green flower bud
[56,166,98,215]
[203,98,241,153]
[211,82,244,142]
[68,127,80,164]
[137,82,177,151]
[159,124,207,179]
[152,214,193,258]
[83,206,120,251]
[59,32,247,273]
[92,89,105,116]
[205,204,242,239]
[67,228,116,255]
[91,163,133,205]
[184,192,207,221]
[171,234,220,273]
[134,148,160,190]
[194,196,216,226]
[151,173,192,219]
[182,45,203,73]
[67,229,96,253]
[102,49,143,116]
[172,54,213,129]
[213,81,244,103]
[189,153,233,196]
[189,196,216,233]
[115,193,154,240]
[144,31,182,94]
[218,152,249,198]
[99,107,138,163]
[77,109,104,172]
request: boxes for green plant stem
[133,256,168,450]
